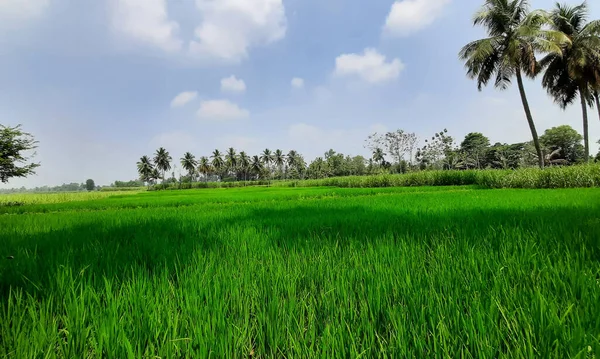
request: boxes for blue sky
[1,0,599,187]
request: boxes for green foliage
[85,179,95,192]
[276,165,600,189]
[540,125,585,164]
[0,124,40,183]
[1,186,599,356]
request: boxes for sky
[1,0,599,188]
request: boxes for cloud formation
[197,100,250,120]
[110,0,182,52]
[189,0,287,62]
[221,76,247,94]
[170,91,198,108]
[384,0,451,37]
[291,77,304,89]
[334,48,404,84]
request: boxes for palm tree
[151,168,161,185]
[372,148,385,166]
[225,147,238,178]
[250,155,263,179]
[594,89,600,122]
[239,151,250,182]
[180,152,198,181]
[539,2,600,161]
[198,156,211,182]
[136,155,153,186]
[459,0,568,169]
[211,149,224,180]
[273,149,285,179]
[153,147,172,183]
[260,148,274,184]
[287,150,298,169]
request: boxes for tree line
[137,124,598,186]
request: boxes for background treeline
[137,124,599,190]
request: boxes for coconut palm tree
[225,147,238,178]
[539,2,600,161]
[260,148,274,184]
[136,155,153,186]
[211,149,224,180]
[287,150,298,169]
[273,149,285,179]
[151,168,161,185]
[594,89,600,122]
[198,156,211,182]
[153,147,172,183]
[459,0,568,169]
[239,151,250,182]
[180,152,198,181]
[250,155,263,179]
[372,148,385,166]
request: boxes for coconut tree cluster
[460,0,600,168]
[137,148,307,185]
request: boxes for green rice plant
[1,186,599,357]
[0,190,139,206]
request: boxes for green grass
[1,186,599,358]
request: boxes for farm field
[1,186,599,358]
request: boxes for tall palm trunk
[579,85,590,162]
[516,69,544,169]
[595,91,600,123]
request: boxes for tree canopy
[0,124,40,183]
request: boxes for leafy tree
[0,124,40,183]
[85,179,95,191]
[540,125,584,164]
[153,147,172,183]
[540,2,600,161]
[307,157,330,179]
[460,132,490,169]
[180,152,198,181]
[485,142,525,169]
[459,0,567,169]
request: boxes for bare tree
[365,130,418,165]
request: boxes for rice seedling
[1,186,599,358]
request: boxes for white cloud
[334,48,404,84]
[197,100,249,120]
[189,0,287,62]
[384,0,451,37]
[220,75,246,93]
[170,91,198,108]
[0,0,49,20]
[291,77,304,89]
[110,0,182,52]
